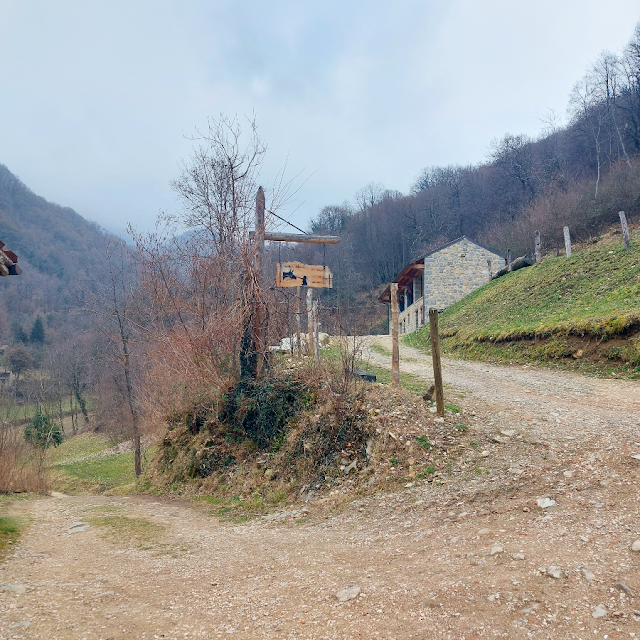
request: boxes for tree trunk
[117,315,141,477]
[74,385,89,424]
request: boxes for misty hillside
[0,164,111,325]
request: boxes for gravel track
[2,343,640,640]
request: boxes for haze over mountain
[0,164,110,331]
[1,1,638,234]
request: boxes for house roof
[379,236,504,303]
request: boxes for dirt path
[363,335,640,443]
[2,347,640,640]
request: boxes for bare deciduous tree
[89,241,143,476]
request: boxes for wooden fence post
[306,288,315,358]
[507,249,512,272]
[487,259,493,280]
[312,299,320,363]
[619,211,631,249]
[563,226,572,258]
[429,309,445,418]
[390,283,400,387]
[295,287,302,358]
[535,230,541,263]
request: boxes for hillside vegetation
[408,227,640,377]
[303,23,640,333]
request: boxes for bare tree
[353,181,385,212]
[569,77,607,197]
[590,51,632,167]
[620,22,640,153]
[89,241,143,476]
[171,114,265,260]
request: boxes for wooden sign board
[275,262,333,288]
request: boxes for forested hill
[305,22,640,333]
[0,164,111,332]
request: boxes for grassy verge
[369,343,391,357]
[0,495,29,561]
[47,432,154,494]
[321,343,428,395]
[0,515,21,558]
[193,492,288,523]
[407,231,640,377]
[85,509,164,548]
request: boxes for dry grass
[0,424,49,494]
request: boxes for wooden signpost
[248,189,339,372]
[275,261,333,289]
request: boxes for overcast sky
[1,0,639,235]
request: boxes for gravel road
[2,342,640,640]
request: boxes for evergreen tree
[30,316,45,344]
[24,411,63,448]
[13,323,29,344]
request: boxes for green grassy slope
[47,432,150,494]
[408,230,640,376]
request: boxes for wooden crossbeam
[262,232,339,245]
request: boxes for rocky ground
[2,337,640,640]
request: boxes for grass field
[4,395,97,422]
[47,432,152,494]
[407,230,640,377]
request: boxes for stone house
[379,237,504,334]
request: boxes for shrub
[24,412,63,448]
[220,374,313,450]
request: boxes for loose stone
[546,566,563,579]
[580,567,595,582]
[592,604,607,618]
[615,581,634,596]
[336,585,361,602]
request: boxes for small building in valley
[379,237,504,334]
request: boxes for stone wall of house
[423,238,503,311]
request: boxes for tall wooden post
[254,187,266,374]
[312,299,320,362]
[422,270,427,325]
[507,249,512,272]
[429,309,445,417]
[295,287,302,357]
[390,283,400,387]
[563,226,572,257]
[306,288,315,358]
[534,230,541,263]
[619,211,631,249]
[487,259,493,280]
